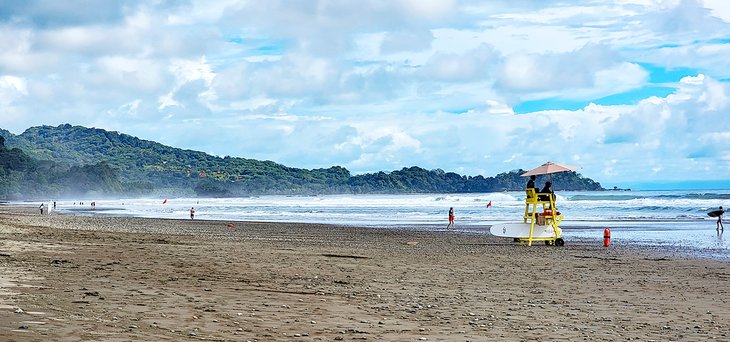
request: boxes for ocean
[52,190,730,258]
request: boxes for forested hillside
[0,124,603,199]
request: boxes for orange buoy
[603,228,611,247]
[227,223,235,228]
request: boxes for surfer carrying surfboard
[716,206,724,232]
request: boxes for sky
[1,0,729,190]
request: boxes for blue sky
[0,0,729,190]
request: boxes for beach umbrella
[521,161,576,177]
[521,161,577,191]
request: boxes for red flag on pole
[486,201,492,208]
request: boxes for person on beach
[538,181,554,201]
[717,206,724,232]
[190,207,196,220]
[39,203,44,215]
[447,207,455,229]
[526,175,536,190]
[526,175,539,198]
[53,201,56,210]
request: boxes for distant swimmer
[190,207,196,220]
[447,207,455,229]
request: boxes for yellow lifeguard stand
[522,188,564,246]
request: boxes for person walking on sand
[717,206,724,232]
[190,207,196,220]
[447,207,455,229]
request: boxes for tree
[194,179,230,197]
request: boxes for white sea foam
[37,190,730,257]
[51,190,727,226]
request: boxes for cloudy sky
[1,0,729,189]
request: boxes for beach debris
[322,253,369,259]
[228,223,235,228]
[18,324,29,330]
[406,241,418,246]
[14,308,24,314]
[50,259,68,265]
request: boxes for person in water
[190,207,196,220]
[447,207,455,229]
[717,206,724,232]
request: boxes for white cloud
[422,44,499,82]
[398,0,457,20]
[497,44,648,101]
[380,29,434,54]
[0,75,28,97]
[702,0,730,21]
[1,0,729,186]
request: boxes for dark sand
[1,205,729,341]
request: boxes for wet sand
[1,205,729,341]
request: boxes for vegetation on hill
[0,135,139,199]
[0,124,603,199]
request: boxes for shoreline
[1,204,729,340]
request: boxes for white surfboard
[489,222,560,239]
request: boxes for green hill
[0,124,603,199]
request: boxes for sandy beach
[1,205,729,341]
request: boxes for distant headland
[0,124,604,199]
